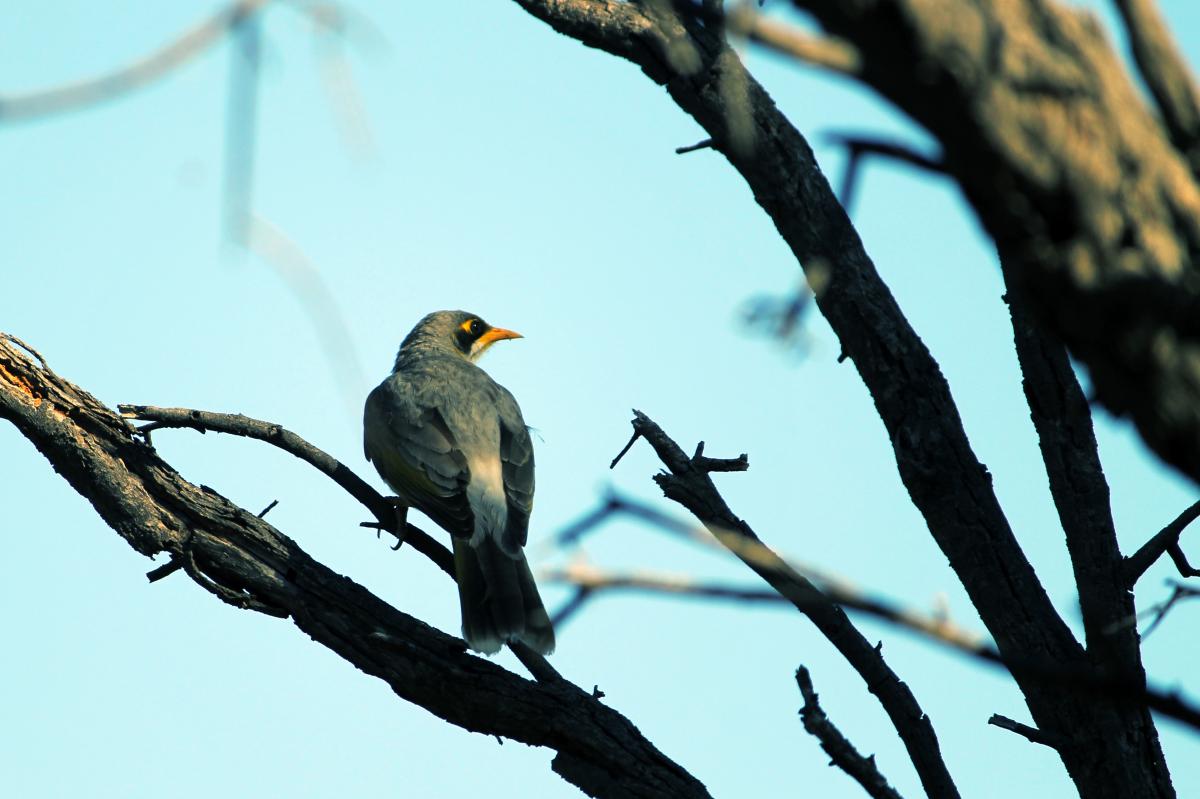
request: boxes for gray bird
[363,310,555,655]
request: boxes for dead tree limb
[0,334,709,799]
[615,412,962,799]
[116,403,454,578]
[785,0,1200,490]
[1125,500,1200,585]
[797,666,906,799]
[507,4,1176,794]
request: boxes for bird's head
[398,310,522,364]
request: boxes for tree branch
[1124,499,1200,585]
[0,0,274,122]
[548,509,991,656]
[986,714,1061,749]
[796,667,905,799]
[116,403,455,578]
[605,414,1200,733]
[1002,270,1147,687]
[722,5,861,77]
[506,3,1178,793]
[822,132,945,211]
[0,335,709,799]
[614,411,962,799]
[789,0,1200,494]
[1112,0,1200,175]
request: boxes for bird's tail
[452,537,555,655]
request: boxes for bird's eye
[468,319,482,336]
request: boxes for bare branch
[987,715,1061,749]
[1113,0,1200,174]
[1002,269,1146,696]
[542,546,990,658]
[0,336,711,799]
[602,412,1200,733]
[688,2,863,77]
[505,2,1179,791]
[609,412,963,799]
[542,562,790,604]
[1123,499,1200,585]
[0,0,273,122]
[822,132,946,211]
[675,138,715,155]
[117,403,455,579]
[797,667,905,799]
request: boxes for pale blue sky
[3,2,1199,798]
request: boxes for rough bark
[0,335,709,799]
[509,2,1173,796]
[792,0,1200,488]
[623,412,959,799]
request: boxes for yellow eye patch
[459,319,479,335]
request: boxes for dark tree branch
[515,0,1081,682]
[673,0,862,77]
[987,714,1062,749]
[615,411,962,799]
[1167,543,1200,579]
[117,404,455,579]
[507,4,1176,794]
[788,0,1200,495]
[1112,0,1200,175]
[1124,499,1200,585]
[146,558,185,583]
[675,137,714,154]
[1138,582,1200,638]
[1003,272,1150,695]
[603,417,1200,733]
[796,667,905,799]
[822,132,946,212]
[0,337,709,799]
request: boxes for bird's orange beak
[478,327,523,346]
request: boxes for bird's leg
[389,498,410,551]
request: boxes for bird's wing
[364,380,474,538]
[496,387,534,553]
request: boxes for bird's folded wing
[364,385,473,538]
[497,390,535,553]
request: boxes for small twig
[610,430,642,468]
[691,440,749,472]
[180,541,289,618]
[796,667,905,799]
[555,489,992,656]
[257,499,279,518]
[117,404,454,578]
[146,558,184,583]
[822,132,945,212]
[542,563,790,605]
[1167,542,1200,578]
[1142,582,1200,638]
[550,586,594,629]
[987,714,1061,749]
[0,333,48,369]
[1123,499,1200,585]
[675,138,715,155]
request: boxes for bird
[363,310,555,655]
